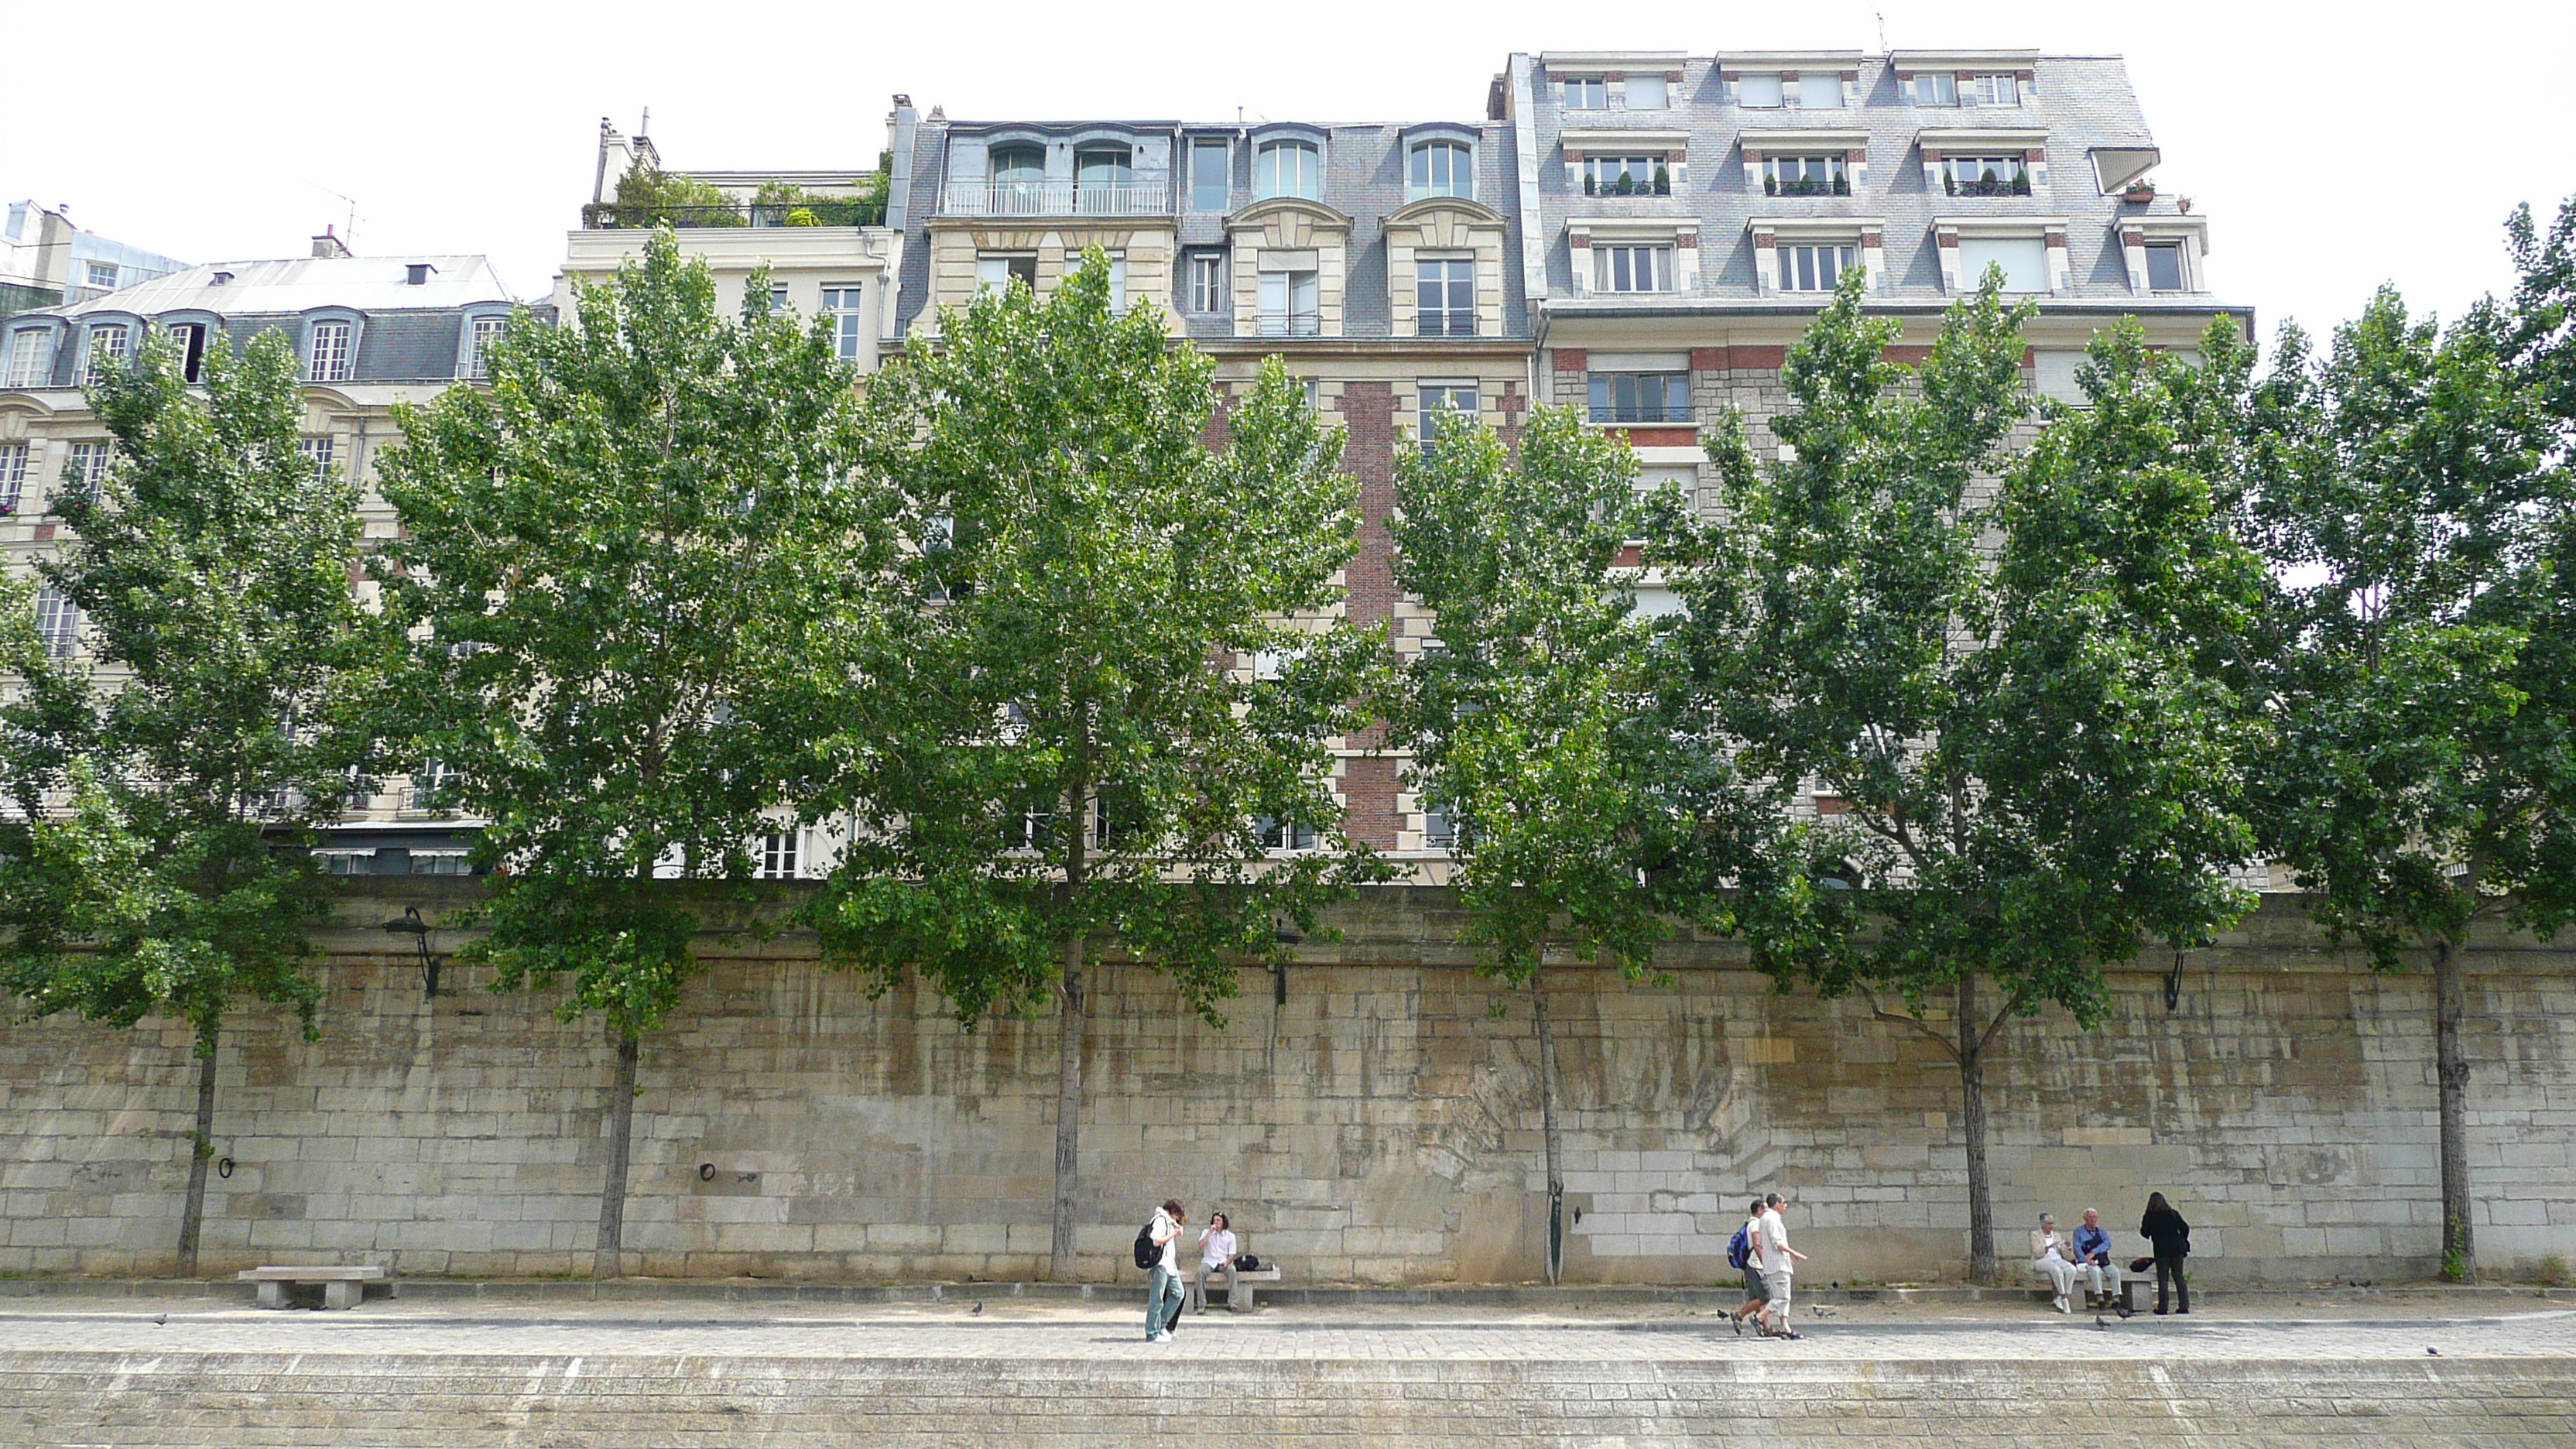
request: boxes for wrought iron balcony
[937,178,1172,218]
[580,200,884,230]
[1255,313,1323,337]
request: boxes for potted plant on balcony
[1653,164,1671,195]
[1764,173,1778,196]
[2121,177,2156,203]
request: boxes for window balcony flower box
[2121,180,2156,204]
[1944,172,2033,197]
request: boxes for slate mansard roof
[890,115,1530,342]
[2,255,522,390]
[1518,52,2220,313]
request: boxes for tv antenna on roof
[301,180,362,248]
[1875,12,1889,51]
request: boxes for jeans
[1187,1262,1231,1313]
[1145,1264,1183,1338]
[2155,1255,2189,1313]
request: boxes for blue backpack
[1727,1222,1755,1271]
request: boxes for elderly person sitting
[2030,1213,2079,1314]
[2071,1207,2126,1313]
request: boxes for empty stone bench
[237,1265,390,1310]
[1179,1264,1283,1312]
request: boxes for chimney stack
[311,227,352,259]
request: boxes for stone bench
[236,1265,390,1310]
[1178,1264,1283,1312]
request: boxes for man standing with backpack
[1139,1199,1186,1342]
[1727,1197,1769,1336]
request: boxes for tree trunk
[1533,968,1564,1286]
[1958,973,1997,1286]
[1050,936,1087,1282]
[592,1029,639,1280]
[174,1043,218,1278]
[2432,937,2475,1279]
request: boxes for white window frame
[1410,139,1474,200]
[304,319,352,382]
[1764,155,1848,196]
[84,322,131,383]
[1255,815,1320,852]
[1255,140,1321,200]
[1945,156,2030,195]
[1587,372,1690,424]
[1416,256,1476,337]
[0,441,26,512]
[1969,74,2019,107]
[1257,268,1320,337]
[1796,72,1845,109]
[3,326,55,389]
[1736,73,1785,108]
[34,587,80,659]
[1622,74,1669,109]
[84,261,118,290]
[2143,242,2187,293]
[1189,138,1230,212]
[1956,235,2051,293]
[1581,156,1666,195]
[756,830,802,879]
[63,440,110,502]
[1595,244,1673,293]
[1560,77,1607,110]
[1418,382,1478,455]
[1187,252,1226,313]
[297,436,337,481]
[1910,72,1958,105]
[1777,242,1859,292]
[977,252,1038,296]
[463,313,508,375]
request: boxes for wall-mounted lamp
[2164,950,2185,1014]
[1272,921,1303,1006]
[380,906,441,999]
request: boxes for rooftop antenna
[301,180,362,248]
[639,106,650,136]
[1875,12,1889,51]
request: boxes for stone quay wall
[0,882,2568,1285]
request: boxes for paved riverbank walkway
[5,1289,2571,1445]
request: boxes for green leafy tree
[1672,278,2266,1283]
[1389,403,1752,1284]
[2245,280,2558,1281]
[374,230,893,1277]
[0,329,381,1274]
[809,255,1381,1280]
[603,156,743,227]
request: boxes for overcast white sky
[5,0,2571,349]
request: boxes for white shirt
[1756,1208,1793,1276]
[2031,1228,2067,1265]
[1199,1227,1238,1269]
[1149,1208,1180,1273]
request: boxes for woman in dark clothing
[2140,1191,2191,1314]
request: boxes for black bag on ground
[1134,1222,1160,1271]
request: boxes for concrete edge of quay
[2,1276,2568,1310]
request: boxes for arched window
[989,144,1045,214]
[1409,140,1472,200]
[1074,145,1134,214]
[1255,140,1321,200]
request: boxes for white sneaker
[1148,1331,1170,1342]
[2054,1296,2070,1314]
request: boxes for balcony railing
[581,200,884,230]
[938,179,1171,218]
[1255,313,1323,337]
[1589,403,1694,425]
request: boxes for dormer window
[1969,74,2020,107]
[1737,73,1784,108]
[1764,156,1848,197]
[3,324,56,389]
[305,320,352,381]
[1622,74,1668,109]
[1410,140,1472,200]
[1255,140,1321,200]
[988,144,1045,214]
[83,322,131,384]
[1910,73,1959,105]
[1074,146,1135,214]
[1797,72,1844,108]
[1190,137,1230,211]
[164,321,208,382]
[1561,77,1607,110]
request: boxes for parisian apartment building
[0,44,2234,877]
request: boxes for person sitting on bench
[1188,1211,1238,1314]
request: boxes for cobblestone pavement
[6,1293,2572,1362]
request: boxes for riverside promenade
[3,1284,2571,1446]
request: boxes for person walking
[2139,1191,2191,1315]
[1187,1211,1238,1315]
[1728,1197,1769,1337]
[2030,1213,2078,1313]
[1143,1198,1186,1341]
[2071,1208,2126,1314]
[1756,1192,1807,1338]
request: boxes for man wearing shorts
[1730,1197,1768,1335]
